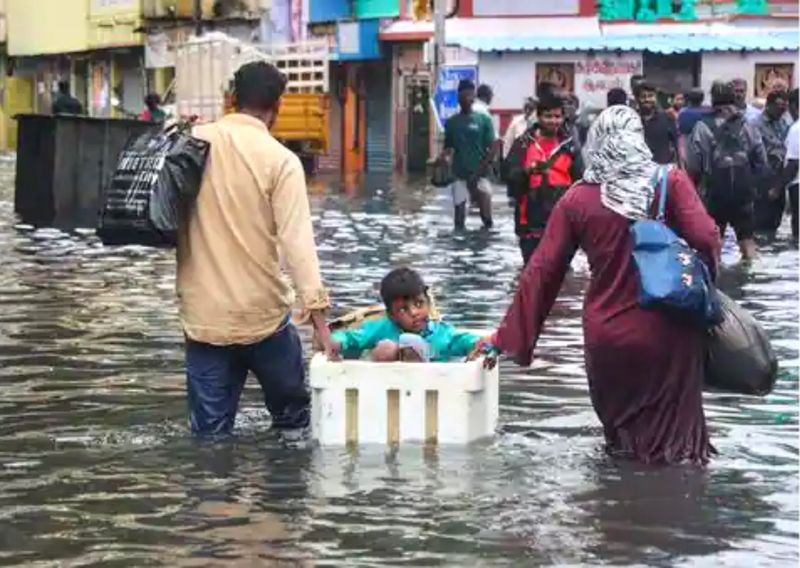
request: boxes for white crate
[309,354,499,445]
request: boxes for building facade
[141,0,268,108]
[308,0,395,175]
[1,0,268,149]
[378,0,798,170]
[6,0,147,121]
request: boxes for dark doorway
[407,81,430,173]
[643,52,701,96]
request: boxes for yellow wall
[4,76,35,150]
[7,0,89,56]
[89,0,143,48]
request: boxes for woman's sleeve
[495,191,579,366]
[665,169,721,279]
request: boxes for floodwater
[0,162,797,567]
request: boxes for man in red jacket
[503,95,583,264]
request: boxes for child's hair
[380,267,428,311]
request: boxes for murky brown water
[0,163,797,566]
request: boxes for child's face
[389,294,430,333]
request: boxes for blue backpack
[631,167,722,326]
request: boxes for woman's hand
[467,334,500,369]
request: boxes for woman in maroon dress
[490,106,721,464]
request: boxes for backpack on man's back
[701,114,754,206]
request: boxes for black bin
[14,114,156,229]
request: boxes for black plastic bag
[97,123,209,247]
[706,291,778,395]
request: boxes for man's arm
[438,118,455,163]
[781,160,798,190]
[667,114,682,165]
[686,122,709,187]
[782,125,799,189]
[571,143,585,181]
[472,114,498,180]
[271,154,335,355]
[747,123,769,176]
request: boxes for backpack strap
[656,166,669,221]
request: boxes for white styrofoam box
[310,354,499,445]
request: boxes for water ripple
[0,164,796,566]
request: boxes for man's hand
[768,186,783,200]
[309,309,341,361]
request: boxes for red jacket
[525,135,576,189]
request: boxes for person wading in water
[177,61,335,436]
[503,95,583,265]
[442,79,496,231]
[483,106,721,464]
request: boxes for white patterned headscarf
[583,105,659,220]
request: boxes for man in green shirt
[443,79,496,230]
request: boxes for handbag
[630,166,721,326]
[429,157,454,188]
[97,122,209,247]
[705,291,777,395]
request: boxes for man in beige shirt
[177,61,335,436]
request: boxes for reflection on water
[0,163,797,566]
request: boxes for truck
[174,33,330,166]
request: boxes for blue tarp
[451,31,799,54]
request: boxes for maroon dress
[495,169,721,464]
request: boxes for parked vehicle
[175,33,330,163]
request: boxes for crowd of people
[440,75,799,263]
[171,59,795,465]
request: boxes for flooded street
[0,160,797,566]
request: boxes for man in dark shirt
[635,81,679,164]
[754,90,790,232]
[52,81,83,115]
[678,88,708,137]
[443,79,495,230]
[628,74,646,110]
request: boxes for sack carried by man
[97,122,209,247]
[631,166,722,326]
[706,291,778,396]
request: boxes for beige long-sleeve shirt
[177,113,329,345]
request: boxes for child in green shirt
[331,267,480,362]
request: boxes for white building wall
[479,50,643,111]
[700,50,799,103]
[479,49,799,112]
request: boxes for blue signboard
[334,19,383,61]
[432,66,478,130]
